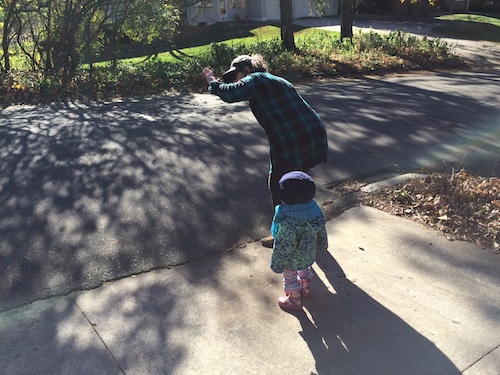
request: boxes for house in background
[186,0,339,26]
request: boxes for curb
[321,173,429,220]
[360,173,428,193]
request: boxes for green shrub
[356,30,385,52]
[0,27,464,107]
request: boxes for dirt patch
[324,171,500,253]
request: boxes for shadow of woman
[287,251,460,375]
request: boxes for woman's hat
[222,55,252,83]
[278,171,316,205]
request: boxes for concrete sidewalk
[1,206,499,374]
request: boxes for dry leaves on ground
[356,171,500,252]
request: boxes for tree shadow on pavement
[1,69,499,316]
[0,94,272,312]
[0,283,188,374]
[0,297,125,374]
[303,70,500,184]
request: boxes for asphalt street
[1,67,499,311]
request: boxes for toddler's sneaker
[278,291,302,311]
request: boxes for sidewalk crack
[460,342,500,373]
[73,299,127,375]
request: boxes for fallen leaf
[354,172,499,250]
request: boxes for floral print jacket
[270,200,328,274]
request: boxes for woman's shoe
[260,235,274,248]
[278,291,302,311]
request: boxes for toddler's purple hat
[278,171,316,205]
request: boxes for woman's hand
[203,68,216,84]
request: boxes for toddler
[270,171,328,311]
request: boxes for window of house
[230,0,236,8]
[238,0,245,8]
[220,0,226,13]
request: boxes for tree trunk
[280,0,295,51]
[1,0,17,72]
[340,0,353,41]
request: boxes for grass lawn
[155,25,283,64]
[111,14,500,66]
[434,13,500,42]
[99,25,339,65]
[92,25,277,65]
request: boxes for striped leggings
[283,268,314,294]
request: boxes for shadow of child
[287,251,460,375]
